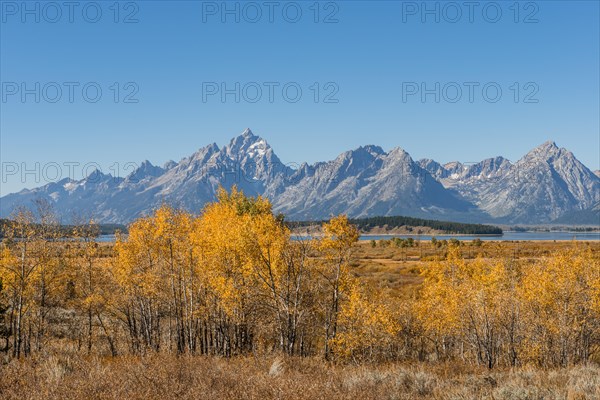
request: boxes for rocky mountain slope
[1,130,598,225]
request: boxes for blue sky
[1,0,599,195]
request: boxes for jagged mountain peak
[126,160,164,182]
[518,141,589,174]
[183,142,220,165]
[472,156,510,167]
[135,160,160,172]
[418,159,447,179]
[418,158,437,166]
[360,145,386,157]
[473,141,599,223]
[241,127,254,137]
[419,157,512,181]
[538,140,558,149]
[540,140,558,149]
[386,147,413,162]
[163,160,177,170]
[0,132,597,225]
[523,140,566,161]
[225,129,273,160]
[444,161,464,169]
[462,156,511,179]
[84,169,112,181]
[337,145,386,161]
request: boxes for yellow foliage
[333,282,400,361]
[2,187,598,366]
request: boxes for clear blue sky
[1,0,599,195]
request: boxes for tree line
[0,189,598,368]
[291,215,503,235]
[0,218,126,239]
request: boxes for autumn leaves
[418,246,600,368]
[112,188,364,358]
[0,189,599,368]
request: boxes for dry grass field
[1,353,600,400]
[351,239,600,297]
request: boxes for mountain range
[1,129,598,225]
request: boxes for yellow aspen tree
[519,249,600,366]
[192,187,320,356]
[0,208,37,358]
[0,245,18,355]
[333,281,400,363]
[193,187,258,356]
[152,205,197,353]
[418,245,522,368]
[241,204,318,355]
[114,215,167,353]
[459,257,514,369]
[416,245,463,361]
[30,199,62,352]
[317,215,359,360]
[67,219,118,356]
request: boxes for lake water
[98,232,600,242]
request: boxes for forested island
[289,215,503,235]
